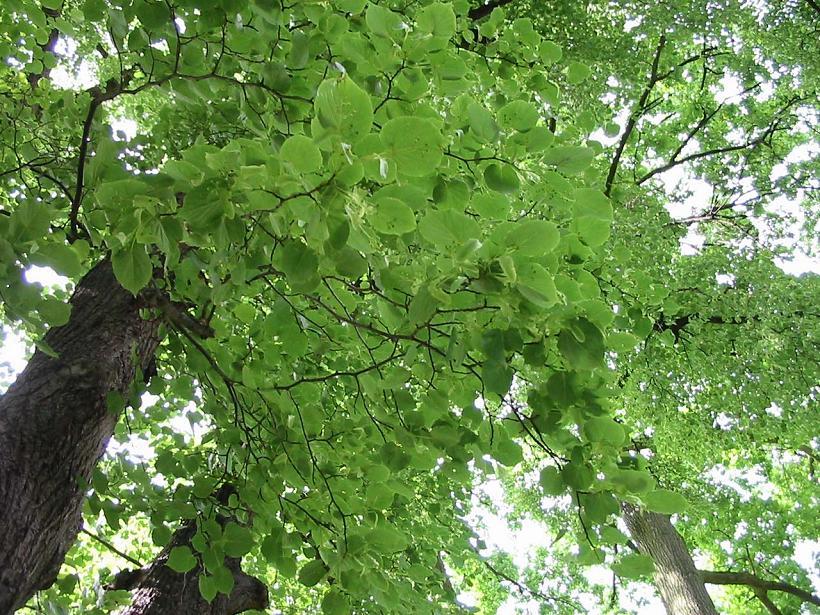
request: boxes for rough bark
[115,520,268,615]
[0,259,161,613]
[622,504,718,615]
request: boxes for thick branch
[699,570,820,607]
[806,0,820,16]
[604,35,666,197]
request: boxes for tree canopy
[0,0,817,613]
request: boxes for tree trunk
[0,259,161,613]
[622,503,718,615]
[115,520,268,615]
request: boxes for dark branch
[754,588,783,615]
[479,556,580,609]
[80,528,143,568]
[638,94,802,184]
[68,100,99,241]
[638,128,776,184]
[604,35,666,197]
[699,570,820,607]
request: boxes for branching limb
[638,94,801,184]
[699,570,820,608]
[605,35,666,197]
[141,288,215,339]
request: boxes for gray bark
[0,259,161,613]
[622,503,718,615]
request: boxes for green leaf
[368,524,408,553]
[280,134,323,174]
[507,220,560,256]
[198,574,217,602]
[467,101,499,143]
[111,243,153,296]
[584,416,626,446]
[543,145,594,175]
[380,117,443,177]
[539,466,565,495]
[561,460,594,490]
[517,263,558,308]
[526,126,555,152]
[365,4,403,39]
[558,318,605,370]
[494,438,523,466]
[298,559,327,587]
[337,0,366,13]
[334,246,368,278]
[212,563,235,595]
[322,588,351,615]
[539,41,562,64]
[610,469,656,494]
[38,297,71,327]
[573,188,613,247]
[600,526,629,545]
[166,546,197,573]
[484,163,521,193]
[222,522,254,557]
[8,202,51,242]
[609,331,640,352]
[416,2,456,40]
[233,303,256,324]
[180,182,227,230]
[135,1,168,31]
[280,241,319,283]
[483,359,513,396]
[371,197,416,235]
[163,159,204,184]
[315,77,373,143]
[566,61,592,84]
[612,553,655,579]
[643,489,689,514]
[32,243,83,277]
[498,100,539,132]
[418,209,481,248]
[472,192,509,219]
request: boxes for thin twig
[80,528,143,567]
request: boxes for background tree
[447,1,818,613]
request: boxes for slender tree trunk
[622,504,718,615]
[115,520,268,615]
[0,259,161,613]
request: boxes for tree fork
[114,521,268,615]
[0,259,161,613]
